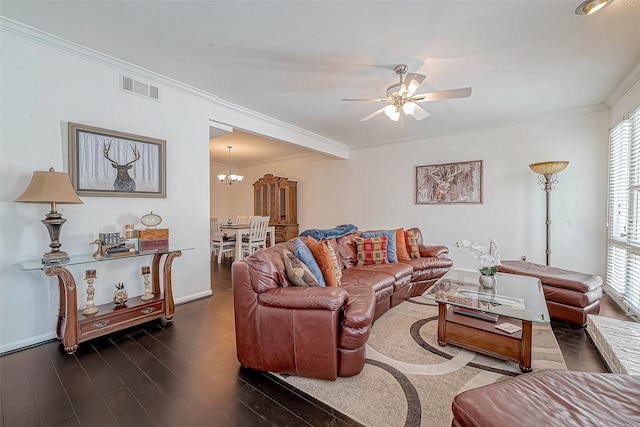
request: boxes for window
[606,105,640,318]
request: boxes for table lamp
[15,167,83,264]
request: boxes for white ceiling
[3,1,640,166]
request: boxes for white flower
[454,238,501,268]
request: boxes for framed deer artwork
[68,123,166,198]
[415,160,483,204]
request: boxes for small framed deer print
[416,160,483,204]
[68,123,166,198]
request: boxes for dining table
[219,222,276,261]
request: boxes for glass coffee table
[423,268,549,372]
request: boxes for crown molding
[0,16,219,103]
[605,59,640,108]
[1,16,349,160]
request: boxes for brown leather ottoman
[452,370,640,427]
[497,261,602,326]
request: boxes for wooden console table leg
[437,302,447,346]
[519,320,533,372]
[162,251,181,321]
[151,254,162,296]
[45,266,78,354]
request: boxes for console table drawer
[79,297,165,338]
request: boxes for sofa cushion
[336,231,362,269]
[294,238,326,287]
[282,249,320,287]
[306,237,339,287]
[405,230,420,259]
[341,268,395,303]
[362,230,398,263]
[355,236,388,266]
[395,228,411,261]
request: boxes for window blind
[606,105,640,317]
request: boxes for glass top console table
[423,268,549,372]
[18,247,192,354]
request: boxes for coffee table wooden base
[437,303,533,372]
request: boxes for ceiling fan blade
[342,98,390,102]
[360,106,387,121]
[412,87,472,103]
[402,73,426,97]
[410,104,430,120]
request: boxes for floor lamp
[529,161,569,266]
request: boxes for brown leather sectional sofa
[232,227,453,380]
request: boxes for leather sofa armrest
[340,283,375,329]
[258,286,348,311]
[419,244,449,258]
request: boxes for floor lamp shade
[529,161,569,266]
[15,168,83,264]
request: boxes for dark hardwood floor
[0,259,632,426]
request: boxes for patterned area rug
[278,298,566,427]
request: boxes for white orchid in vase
[454,238,501,276]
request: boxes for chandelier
[218,146,244,185]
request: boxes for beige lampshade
[529,161,569,175]
[15,168,83,205]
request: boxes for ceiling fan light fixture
[384,104,400,121]
[575,0,613,15]
[402,102,416,115]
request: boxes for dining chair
[241,216,270,257]
[236,215,252,225]
[210,218,236,263]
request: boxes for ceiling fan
[342,64,472,123]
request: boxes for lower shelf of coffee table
[438,305,532,371]
[77,296,166,343]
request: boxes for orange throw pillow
[396,228,410,261]
[305,237,339,287]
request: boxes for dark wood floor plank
[0,351,41,427]
[236,382,312,427]
[21,343,78,426]
[101,387,155,426]
[240,368,337,427]
[47,350,118,427]
[74,341,124,396]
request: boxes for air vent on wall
[120,75,160,101]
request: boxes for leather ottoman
[451,370,640,427]
[497,261,602,326]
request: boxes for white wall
[1,30,212,352]
[231,109,610,276]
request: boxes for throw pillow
[355,236,388,266]
[282,249,320,287]
[396,228,410,261]
[306,237,339,287]
[405,230,420,259]
[294,238,327,287]
[324,240,342,286]
[362,230,397,263]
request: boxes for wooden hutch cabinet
[253,174,298,244]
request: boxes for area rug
[277,298,566,427]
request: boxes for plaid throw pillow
[405,230,420,259]
[355,236,388,266]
